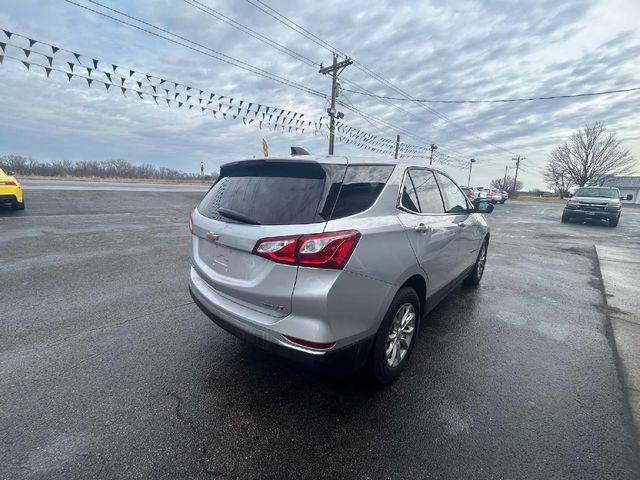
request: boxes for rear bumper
[564,208,619,221]
[189,286,373,373]
[0,193,20,204]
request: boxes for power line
[243,0,519,158]
[62,0,327,99]
[342,86,640,104]
[182,0,319,67]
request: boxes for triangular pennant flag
[237,107,241,115]
[259,121,263,129]
[188,105,193,110]
[248,119,254,124]
[173,82,179,89]
[136,81,142,88]
[44,66,52,77]
[233,115,237,120]
[256,105,262,113]
[146,75,152,82]
[21,61,30,70]
[120,77,126,86]
[51,46,59,54]
[152,85,157,93]
[166,99,171,106]
[174,93,179,100]
[199,98,202,105]
[86,78,93,87]
[73,53,81,62]
[223,112,227,119]
[229,98,234,104]
[159,79,165,84]
[178,102,183,108]
[242,117,247,125]
[0,42,5,53]
[112,64,118,72]
[22,48,31,58]
[28,39,37,47]
[292,113,298,119]
[66,72,73,81]
[218,95,225,100]
[209,93,215,100]
[152,95,158,104]
[3,30,12,39]
[105,72,112,82]
[137,92,143,99]
[164,89,169,95]
[186,95,191,102]
[121,87,127,95]
[104,82,111,91]
[186,86,191,91]
[129,70,135,77]
[239,100,244,108]
[212,110,217,118]
[201,107,206,113]
[265,107,270,115]
[45,55,53,66]
[247,103,253,110]
[93,59,98,69]
[86,67,92,76]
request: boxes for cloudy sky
[0,0,639,188]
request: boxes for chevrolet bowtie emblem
[206,232,219,241]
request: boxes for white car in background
[462,186,489,203]
[489,188,502,204]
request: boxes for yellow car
[0,168,25,210]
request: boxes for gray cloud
[0,0,638,188]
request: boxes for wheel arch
[399,274,427,317]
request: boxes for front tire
[464,240,488,287]
[369,287,420,384]
[561,212,570,223]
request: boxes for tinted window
[436,173,469,214]
[198,162,345,225]
[329,165,395,219]
[574,187,618,199]
[400,169,444,214]
[198,162,393,225]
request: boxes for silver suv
[189,155,493,383]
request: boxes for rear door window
[400,168,445,214]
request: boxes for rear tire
[12,200,25,210]
[561,212,570,223]
[464,240,488,287]
[369,287,420,384]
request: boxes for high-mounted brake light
[252,230,361,269]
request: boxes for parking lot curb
[595,244,640,447]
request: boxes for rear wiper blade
[217,208,260,225]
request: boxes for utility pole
[512,155,524,194]
[429,143,438,165]
[502,164,509,190]
[394,135,400,159]
[319,53,352,155]
[467,158,476,185]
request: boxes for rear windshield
[198,161,394,225]
[574,187,618,199]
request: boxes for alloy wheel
[385,303,416,367]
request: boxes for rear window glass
[198,162,393,225]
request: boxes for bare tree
[490,175,522,192]
[543,160,572,198]
[549,123,636,187]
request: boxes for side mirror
[475,201,494,214]
[622,194,632,201]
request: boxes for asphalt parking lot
[1,183,639,479]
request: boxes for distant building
[597,176,640,204]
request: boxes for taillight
[252,230,361,269]
[467,191,473,198]
[188,213,193,233]
[0,181,17,186]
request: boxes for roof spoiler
[290,146,310,156]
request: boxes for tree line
[0,154,209,180]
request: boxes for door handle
[414,223,431,233]
[458,222,469,228]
